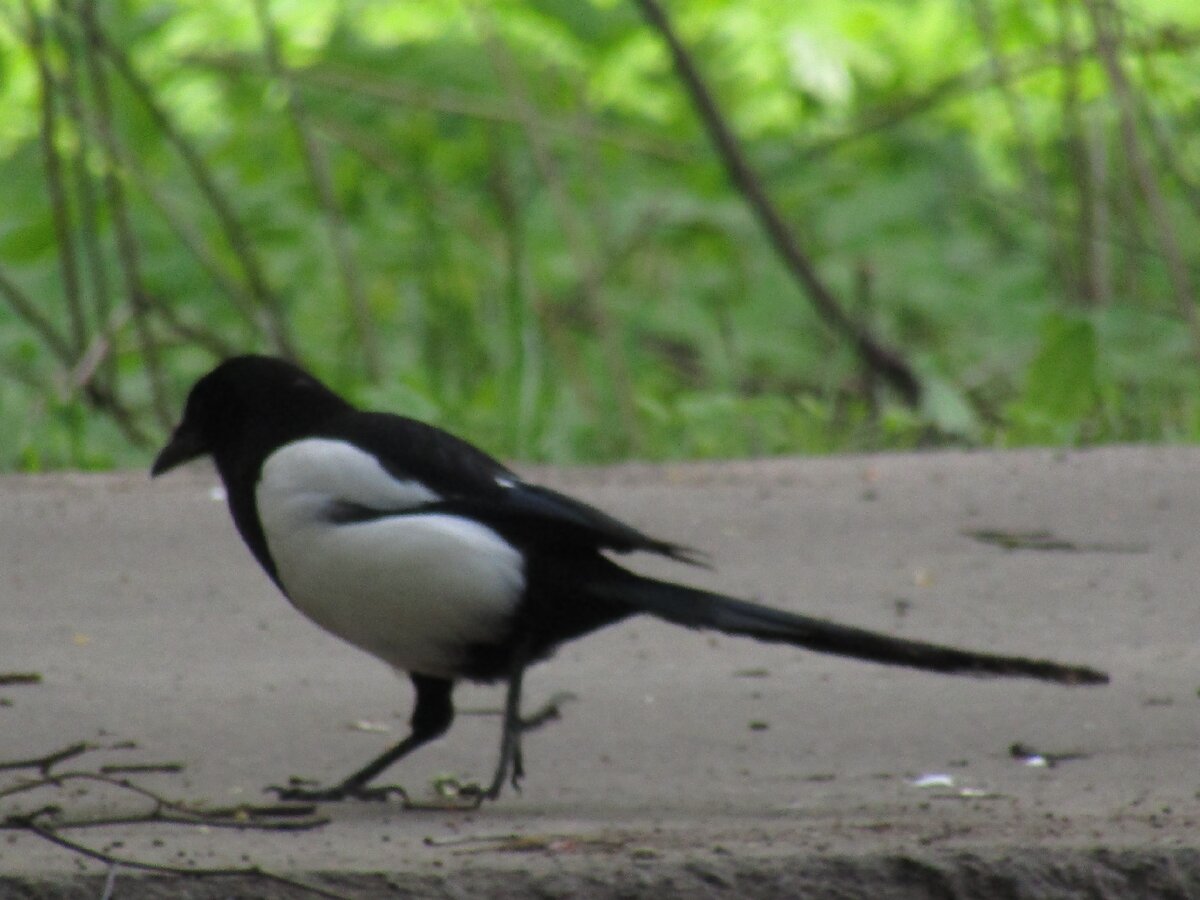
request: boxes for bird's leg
[505,690,577,789]
[445,684,574,805]
[457,646,542,805]
[268,674,453,802]
[482,660,528,802]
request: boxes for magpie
[152,355,1108,804]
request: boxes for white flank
[256,439,525,677]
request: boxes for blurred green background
[1,0,1198,470]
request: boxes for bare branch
[6,819,346,899]
[186,51,695,164]
[475,7,642,449]
[84,116,267,345]
[795,24,1200,164]
[1057,0,1090,304]
[77,0,172,427]
[22,0,86,356]
[0,745,339,899]
[968,0,1073,299]
[1136,95,1200,222]
[0,741,92,776]
[0,264,75,364]
[88,19,298,359]
[150,293,239,357]
[631,0,921,405]
[1082,0,1200,358]
[52,0,116,384]
[253,0,379,380]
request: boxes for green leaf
[920,375,980,440]
[1023,315,1098,422]
[0,218,57,263]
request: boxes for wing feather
[321,412,708,565]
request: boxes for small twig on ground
[0,742,93,776]
[6,815,347,899]
[97,762,185,775]
[964,527,1148,553]
[0,672,42,687]
[3,769,326,829]
[0,742,337,898]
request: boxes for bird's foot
[266,776,409,803]
[454,777,510,807]
[457,732,527,806]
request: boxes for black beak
[151,424,207,477]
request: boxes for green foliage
[1,0,1199,471]
[1007,314,1099,443]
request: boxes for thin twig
[475,7,642,450]
[61,98,258,353]
[632,0,921,405]
[1082,0,1200,358]
[83,382,154,447]
[307,66,695,163]
[188,52,694,164]
[253,0,379,380]
[0,231,149,446]
[8,818,348,900]
[53,0,116,384]
[483,126,536,424]
[77,0,173,427]
[793,25,1200,165]
[0,264,75,363]
[101,132,265,342]
[0,742,93,776]
[23,0,87,356]
[97,762,185,775]
[1136,88,1200,222]
[3,768,321,826]
[89,19,298,359]
[0,672,42,686]
[1057,0,1096,305]
[968,0,1072,299]
[1,749,337,898]
[101,863,118,900]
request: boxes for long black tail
[596,573,1108,685]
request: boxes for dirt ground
[1,446,1198,898]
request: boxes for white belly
[255,439,525,677]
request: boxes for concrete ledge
[2,447,1198,896]
[5,848,1200,898]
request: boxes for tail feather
[597,574,1108,686]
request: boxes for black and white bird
[152,355,1107,803]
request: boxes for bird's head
[152,355,351,477]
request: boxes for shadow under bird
[152,355,1108,803]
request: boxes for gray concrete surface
[1,446,1198,898]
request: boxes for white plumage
[255,439,525,677]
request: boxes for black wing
[321,411,708,566]
[427,482,710,566]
